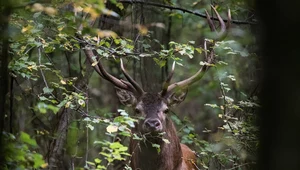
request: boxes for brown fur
[129,117,196,170]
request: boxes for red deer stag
[82,6,230,170]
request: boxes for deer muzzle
[143,118,163,133]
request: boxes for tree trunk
[0,2,12,165]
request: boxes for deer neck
[130,118,183,170]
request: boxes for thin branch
[225,162,256,170]
[119,0,257,25]
[38,46,49,88]
[85,104,89,167]
[84,89,90,166]
[218,75,235,135]
[73,36,152,57]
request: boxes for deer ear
[166,88,188,106]
[115,88,137,106]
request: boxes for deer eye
[134,108,141,114]
[163,109,169,114]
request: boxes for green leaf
[33,12,41,18]
[87,124,94,131]
[110,142,123,149]
[204,103,219,108]
[86,161,96,166]
[39,96,48,101]
[188,41,195,44]
[20,132,37,146]
[152,144,161,153]
[43,87,54,94]
[118,109,128,116]
[94,158,102,164]
[115,2,124,9]
[195,47,203,54]
[78,99,85,106]
[33,153,45,168]
[132,133,143,140]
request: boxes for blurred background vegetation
[0,0,259,169]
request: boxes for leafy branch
[119,0,257,25]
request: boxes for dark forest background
[1,0,299,169]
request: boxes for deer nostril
[145,119,161,129]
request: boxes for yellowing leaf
[27,66,33,71]
[60,80,66,85]
[32,3,44,12]
[97,30,117,38]
[136,25,148,35]
[74,6,83,13]
[83,6,99,20]
[162,138,170,144]
[65,101,71,108]
[92,61,98,66]
[41,163,48,168]
[21,25,33,33]
[106,125,118,133]
[44,7,57,16]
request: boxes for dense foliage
[1,0,259,169]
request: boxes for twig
[38,46,49,88]
[73,36,144,57]
[225,162,256,170]
[85,106,89,167]
[119,0,257,25]
[85,91,90,165]
[217,75,235,135]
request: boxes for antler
[164,6,231,94]
[76,9,144,96]
[83,47,144,96]
[161,61,176,96]
[120,59,144,95]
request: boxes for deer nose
[144,119,162,131]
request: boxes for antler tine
[84,48,104,77]
[166,66,208,93]
[166,7,231,94]
[205,10,217,32]
[227,9,232,30]
[120,58,144,95]
[83,48,137,93]
[78,12,141,95]
[161,61,175,96]
[210,5,226,35]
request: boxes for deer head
[114,61,188,139]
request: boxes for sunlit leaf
[78,99,85,106]
[32,3,44,12]
[60,80,66,85]
[106,125,118,133]
[136,25,148,35]
[162,138,170,144]
[87,124,94,131]
[152,144,161,153]
[44,7,57,16]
